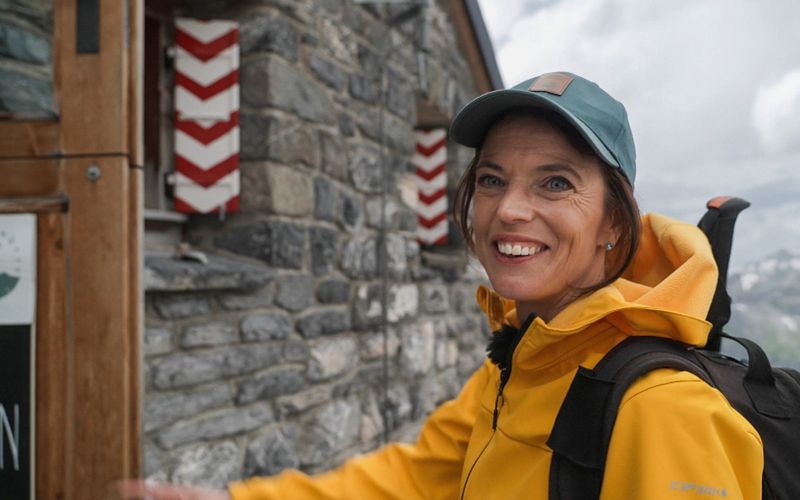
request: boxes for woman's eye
[545,176,572,191]
[477,174,504,188]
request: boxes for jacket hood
[477,213,719,350]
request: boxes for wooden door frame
[0,0,143,498]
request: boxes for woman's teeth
[496,242,545,256]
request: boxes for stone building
[0,0,502,492]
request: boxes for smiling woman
[119,73,764,500]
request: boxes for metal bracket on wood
[76,0,100,53]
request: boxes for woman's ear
[598,212,622,250]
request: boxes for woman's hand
[117,480,231,500]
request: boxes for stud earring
[605,242,614,251]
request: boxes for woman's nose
[496,187,536,224]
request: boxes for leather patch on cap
[528,72,575,95]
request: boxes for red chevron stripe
[415,163,446,182]
[175,194,240,214]
[175,111,239,145]
[176,27,238,62]
[176,69,238,101]
[418,212,447,228]
[419,234,448,246]
[175,153,239,188]
[416,136,446,156]
[418,188,446,205]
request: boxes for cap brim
[449,89,621,170]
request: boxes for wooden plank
[127,0,144,478]
[129,0,144,169]
[127,166,143,478]
[0,159,62,198]
[0,122,62,159]
[58,0,129,154]
[35,212,68,500]
[447,0,493,94]
[64,157,132,496]
[0,196,68,214]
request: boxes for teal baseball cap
[449,72,637,184]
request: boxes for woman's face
[472,113,618,322]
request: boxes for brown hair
[452,108,641,293]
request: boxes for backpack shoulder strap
[547,336,713,500]
[697,196,750,351]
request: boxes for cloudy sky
[476,0,800,269]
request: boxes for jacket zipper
[461,314,536,499]
[492,313,535,429]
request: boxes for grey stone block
[241,56,335,124]
[240,312,293,342]
[152,293,213,320]
[240,113,273,161]
[241,163,314,216]
[239,13,299,61]
[0,23,51,64]
[144,327,174,356]
[348,143,382,194]
[144,383,233,433]
[284,337,310,362]
[157,404,273,449]
[214,221,305,270]
[244,426,300,476]
[351,283,382,330]
[309,53,347,91]
[387,284,418,322]
[338,113,356,138]
[275,274,314,312]
[340,235,378,280]
[307,336,358,382]
[266,126,320,169]
[365,197,401,230]
[435,337,459,370]
[236,366,306,404]
[385,233,408,279]
[143,441,167,479]
[276,387,331,417]
[0,67,53,116]
[313,176,337,222]
[309,226,338,276]
[356,45,381,79]
[180,321,238,348]
[151,345,282,389]
[349,74,380,104]
[145,254,274,293]
[339,190,362,230]
[386,69,414,120]
[421,283,450,314]
[383,113,415,155]
[296,399,360,466]
[217,285,275,311]
[359,328,400,361]
[296,309,351,338]
[316,279,350,304]
[171,441,241,489]
[319,131,349,180]
[399,321,435,376]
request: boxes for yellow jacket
[229,214,763,499]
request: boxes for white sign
[0,214,36,326]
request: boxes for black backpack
[547,197,800,500]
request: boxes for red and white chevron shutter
[173,18,240,214]
[413,129,448,245]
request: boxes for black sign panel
[0,324,32,499]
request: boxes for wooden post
[0,0,144,497]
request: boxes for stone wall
[0,0,54,116]
[143,0,492,488]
